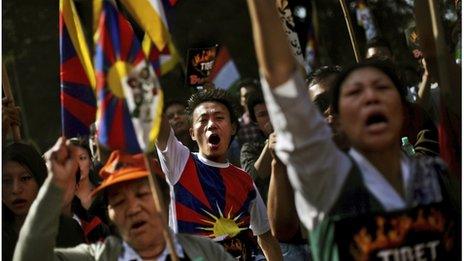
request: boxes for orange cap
[91,151,161,197]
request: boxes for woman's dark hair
[246,90,265,123]
[307,65,343,86]
[3,142,47,186]
[163,99,188,114]
[366,37,392,51]
[3,142,47,223]
[330,60,407,115]
[69,137,101,186]
[237,78,260,92]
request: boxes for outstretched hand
[44,137,79,191]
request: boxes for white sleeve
[249,184,270,236]
[156,128,190,185]
[260,71,352,231]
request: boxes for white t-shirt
[156,129,270,236]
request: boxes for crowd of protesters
[2,0,461,260]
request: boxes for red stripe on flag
[209,47,230,80]
[118,15,133,61]
[61,56,90,86]
[102,22,116,64]
[108,99,125,149]
[61,92,96,126]
[132,49,146,65]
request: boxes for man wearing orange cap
[13,137,234,261]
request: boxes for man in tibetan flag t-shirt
[156,89,281,260]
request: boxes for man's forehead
[193,101,229,115]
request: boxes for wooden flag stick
[426,0,461,100]
[414,0,461,115]
[143,153,179,261]
[2,64,21,142]
[339,0,361,62]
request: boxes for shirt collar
[348,148,411,211]
[195,152,230,168]
[119,231,184,261]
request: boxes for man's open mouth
[208,134,221,145]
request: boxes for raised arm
[416,58,436,122]
[267,158,299,242]
[155,115,190,185]
[155,114,172,151]
[257,231,283,261]
[13,138,92,261]
[246,0,352,231]
[246,0,296,88]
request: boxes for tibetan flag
[142,34,179,77]
[95,0,163,153]
[60,0,97,138]
[207,46,240,90]
[119,0,180,76]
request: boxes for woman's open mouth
[365,113,388,132]
[12,198,28,208]
[130,220,148,234]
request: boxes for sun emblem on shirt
[198,202,247,240]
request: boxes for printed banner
[185,45,218,88]
[333,203,458,260]
[277,0,305,71]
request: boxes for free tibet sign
[333,203,458,260]
[186,45,218,89]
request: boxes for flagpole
[414,0,461,174]
[143,153,179,261]
[426,0,460,98]
[2,64,22,142]
[339,0,361,62]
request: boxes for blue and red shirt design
[174,154,256,237]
